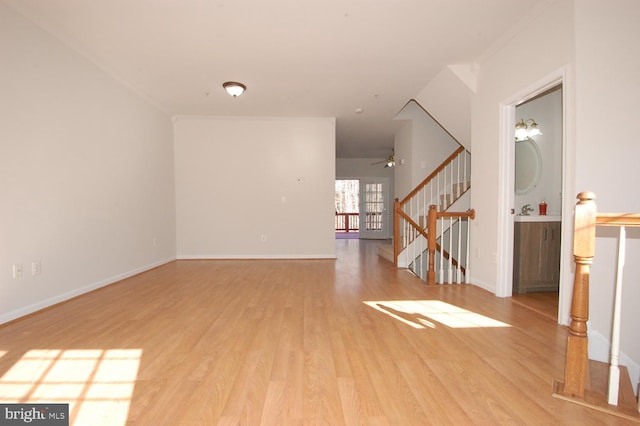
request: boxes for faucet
[520,204,534,216]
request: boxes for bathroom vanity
[513,215,561,293]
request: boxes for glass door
[359,178,389,239]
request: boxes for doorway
[511,86,563,318]
[335,178,391,240]
[335,179,360,239]
[497,66,575,325]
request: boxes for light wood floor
[511,291,559,321]
[0,240,631,425]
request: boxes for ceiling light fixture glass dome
[223,81,246,97]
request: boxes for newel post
[427,205,437,285]
[394,198,400,267]
[563,192,597,398]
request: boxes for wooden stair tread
[587,360,637,408]
[553,360,640,422]
[377,243,394,263]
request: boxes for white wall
[573,0,640,387]
[415,66,473,148]
[469,0,575,294]
[174,116,336,258]
[460,0,640,387]
[393,121,413,199]
[0,4,176,323]
[393,100,462,200]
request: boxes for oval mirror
[515,138,542,195]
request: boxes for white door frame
[496,65,576,325]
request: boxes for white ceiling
[5,0,546,158]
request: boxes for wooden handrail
[425,205,476,285]
[438,210,476,220]
[392,144,471,274]
[397,208,428,240]
[433,212,475,276]
[394,199,473,279]
[399,146,466,205]
[559,192,640,403]
[596,213,640,226]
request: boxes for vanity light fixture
[515,118,542,141]
[223,81,246,97]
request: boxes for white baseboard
[589,329,640,396]
[0,257,175,325]
[177,254,336,260]
[469,279,496,295]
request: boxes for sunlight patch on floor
[364,300,512,329]
[0,349,141,426]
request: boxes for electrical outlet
[32,261,41,276]
[12,264,23,279]
[260,234,267,242]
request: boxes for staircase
[554,360,639,422]
[378,145,474,284]
[553,192,640,421]
[377,243,394,263]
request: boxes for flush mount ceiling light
[515,118,542,141]
[222,81,246,97]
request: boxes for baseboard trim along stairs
[553,360,640,423]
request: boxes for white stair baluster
[463,151,467,191]
[410,201,415,274]
[608,225,625,406]
[429,179,433,211]
[438,217,444,284]
[450,159,453,204]
[456,218,462,283]
[447,217,453,283]
[465,217,471,283]
[455,153,459,198]
[437,173,440,211]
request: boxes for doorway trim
[496,65,575,325]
